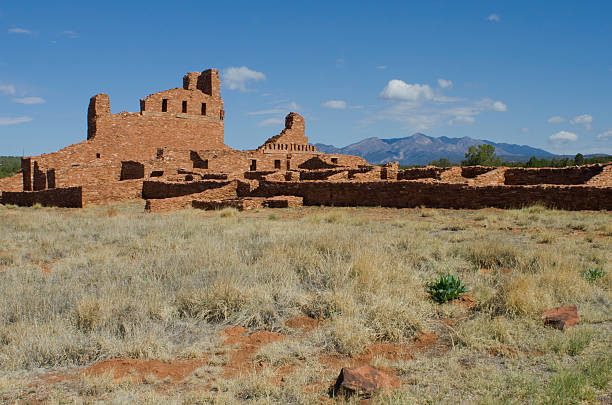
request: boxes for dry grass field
[0,202,610,404]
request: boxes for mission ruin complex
[1,68,611,211]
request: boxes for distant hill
[315,133,557,165]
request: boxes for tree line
[429,144,612,168]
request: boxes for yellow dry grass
[0,202,609,404]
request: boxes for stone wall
[251,180,612,211]
[1,187,83,208]
[142,179,235,199]
[504,166,604,185]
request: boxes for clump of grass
[546,327,594,356]
[217,207,238,217]
[426,274,466,303]
[268,213,278,220]
[463,238,520,269]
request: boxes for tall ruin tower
[85,69,226,159]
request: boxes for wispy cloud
[0,85,16,95]
[597,129,612,140]
[248,101,300,116]
[547,115,565,124]
[0,116,32,125]
[336,58,345,68]
[549,131,578,144]
[487,13,501,22]
[437,78,453,89]
[62,30,79,39]
[376,65,387,70]
[476,98,507,112]
[569,114,593,130]
[322,100,347,110]
[12,96,45,104]
[257,118,283,127]
[221,66,266,92]
[8,27,32,35]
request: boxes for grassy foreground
[0,203,610,404]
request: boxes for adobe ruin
[1,68,611,211]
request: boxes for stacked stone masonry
[1,68,610,211]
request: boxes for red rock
[541,305,579,330]
[331,366,396,398]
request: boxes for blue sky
[1,1,611,156]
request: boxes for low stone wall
[461,166,496,179]
[1,187,83,208]
[398,167,447,180]
[142,179,233,199]
[504,166,604,185]
[251,181,612,210]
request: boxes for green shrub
[426,274,467,303]
[581,267,606,282]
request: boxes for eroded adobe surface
[1,68,611,211]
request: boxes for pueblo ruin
[1,68,611,211]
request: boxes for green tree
[461,144,502,166]
[429,158,452,167]
[574,153,584,166]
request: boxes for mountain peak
[315,133,556,165]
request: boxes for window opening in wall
[274,159,281,169]
[331,157,338,164]
[161,99,168,112]
[201,103,206,115]
[182,100,187,113]
[96,153,101,159]
[202,159,209,169]
[250,160,257,171]
[286,159,291,170]
[157,148,164,159]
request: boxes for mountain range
[315,133,558,165]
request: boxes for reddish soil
[84,358,207,383]
[454,294,477,309]
[219,326,286,378]
[40,259,58,275]
[285,316,324,332]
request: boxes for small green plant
[581,267,606,282]
[426,274,467,303]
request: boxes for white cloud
[477,98,507,112]
[12,96,45,104]
[570,114,593,129]
[376,65,387,70]
[522,127,529,133]
[8,28,32,35]
[0,85,16,95]
[449,115,476,125]
[322,100,347,109]
[62,30,79,39]
[336,58,344,68]
[487,14,501,22]
[547,115,565,124]
[257,118,283,127]
[438,78,453,89]
[0,116,32,125]
[549,131,578,144]
[221,66,266,92]
[597,129,612,140]
[380,80,434,101]
[248,101,300,116]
